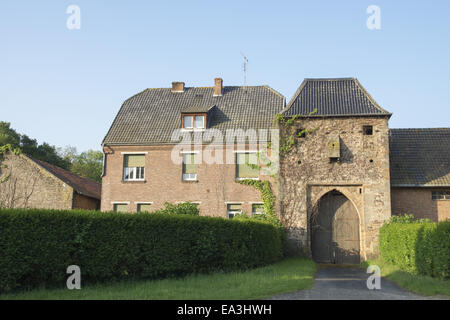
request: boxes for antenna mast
[240,52,248,86]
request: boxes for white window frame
[123,166,145,181]
[227,203,243,219]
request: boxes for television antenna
[240,52,248,86]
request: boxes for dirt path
[269,266,444,300]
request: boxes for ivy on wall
[274,109,318,155]
[235,179,283,230]
[0,144,21,183]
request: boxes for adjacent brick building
[0,153,101,210]
[389,128,450,222]
[101,77,450,262]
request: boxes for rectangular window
[363,125,373,135]
[227,203,242,219]
[182,153,197,181]
[252,203,265,216]
[137,203,152,213]
[432,191,450,200]
[183,115,205,129]
[113,203,128,213]
[123,154,145,181]
[236,153,259,179]
[183,115,193,129]
[194,115,204,129]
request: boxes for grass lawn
[0,258,316,300]
[362,259,450,297]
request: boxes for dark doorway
[311,190,360,264]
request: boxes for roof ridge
[303,77,356,81]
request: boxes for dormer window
[182,114,206,130]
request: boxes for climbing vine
[0,144,21,183]
[236,179,281,227]
[274,109,318,155]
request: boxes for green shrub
[155,202,199,215]
[0,208,283,293]
[379,215,449,279]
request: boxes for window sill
[122,180,147,184]
[182,180,199,183]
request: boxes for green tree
[0,122,20,148]
[69,150,103,183]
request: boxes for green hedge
[379,217,449,279]
[0,208,283,293]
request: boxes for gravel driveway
[270,266,445,300]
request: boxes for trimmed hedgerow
[0,208,283,293]
[379,215,449,279]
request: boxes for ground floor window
[137,203,152,213]
[252,203,265,216]
[227,203,242,219]
[113,203,128,213]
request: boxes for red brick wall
[391,187,450,222]
[101,145,271,217]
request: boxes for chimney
[171,81,185,93]
[214,78,223,96]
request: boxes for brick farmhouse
[101,77,449,263]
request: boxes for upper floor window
[236,152,259,180]
[363,125,373,135]
[432,191,450,200]
[183,115,205,130]
[123,154,145,181]
[182,153,197,181]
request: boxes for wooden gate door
[311,191,360,264]
[332,197,360,264]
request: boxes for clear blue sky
[1,0,449,151]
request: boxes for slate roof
[389,128,450,187]
[283,78,391,117]
[103,86,285,145]
[30,157,101,200]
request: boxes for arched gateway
[311,190,360,264]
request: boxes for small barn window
[432,191,450,200]
[363,125,373,135]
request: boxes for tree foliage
[0,122,102,183]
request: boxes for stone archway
[311,190,360,264]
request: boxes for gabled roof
[389,128,450,187]
[29,157,101,200]
[283,78,391,117]
[102,86,285,145]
